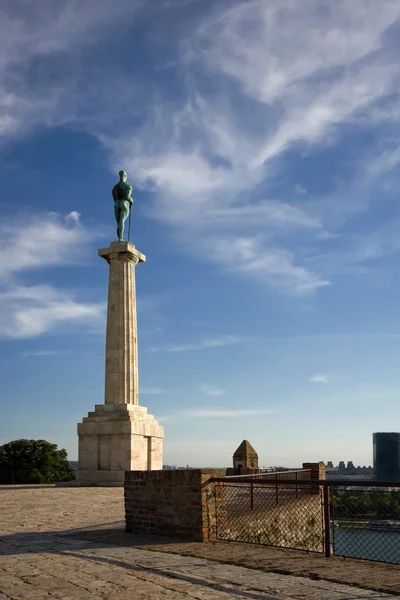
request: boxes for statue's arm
[112,184,118,202]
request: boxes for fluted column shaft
[98,242,146,406]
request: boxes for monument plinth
[76,240,164,485]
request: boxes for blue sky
[2,0,400,468]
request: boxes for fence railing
[226,469,312,481]
[210,477,400,564]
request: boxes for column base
[75,469,126,485]
[77,403,164,483]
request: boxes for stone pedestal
[76,241,164,485]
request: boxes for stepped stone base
[76,403,164,485]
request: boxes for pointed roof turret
[233,440,258,457]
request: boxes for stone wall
[125,469,225,541]
[125,463,327,549]
[302,462,326,494]
[226,467,262,476]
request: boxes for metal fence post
[250,481,254,511]
[275,473,279,505]
[323,483,331,557]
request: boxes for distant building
[325,460,373,480]
[233,440,259,474]
[373,432,400,482]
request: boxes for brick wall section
[302,462,326,494]
[226,467,262,476]
[125,469,226,541]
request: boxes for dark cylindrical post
[275,474,279,505]
[323,484,331,557]
[295,471,298,499]
[250,481,254,511]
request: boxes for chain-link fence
[332,487,400,563]
[214,479,325,552]
[211,477,400,564]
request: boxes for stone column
[98,241,145,406]
[76,241,164,485]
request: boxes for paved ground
[0,486,399,600]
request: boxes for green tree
[0,439,75,484]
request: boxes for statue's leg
[118,201,130,241]
[114,203,121,240]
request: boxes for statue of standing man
[112,170,133,242]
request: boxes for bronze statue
[112,170,133,241]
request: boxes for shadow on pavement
[0,527,280,600]
[0,524,185,552]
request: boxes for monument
[76,171,164,484]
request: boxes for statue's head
[119,170,127,181]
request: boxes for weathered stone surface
[1,486,399,598]
[0,486,398,599]
[76,242,163,485]
[100,241,144,407]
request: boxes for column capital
[98,241,146,265]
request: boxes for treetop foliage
[0,439,75,484]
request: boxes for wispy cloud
[22,350,64,358]
[0,211,93,279]
[0,212,105,339]
[140,386,164,395]
[147,335,241,353]
[114,0,400,292]
[162,407,279,420]
[0,284,105,339]
[157,415,174,423]
[200,385,226,397]
[0,1,143,139]
[187,408,278,418]
[2,1,400,295]
[309,373,331,384]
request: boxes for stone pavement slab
[0,486,399,599]
[0,531,396,600]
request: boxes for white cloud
[0,211,101,280]
[210,237,331,293]
[157,415,174,423]
[0,1,143,138]
[0,284,104,339]
[65,211,81,225]
[0,212,105,339]
[194,1,399,105]
[22,350,63,357]
[184,408,279,418]
[108,1,400,292]
[159,408,279,421]
[309,373,331,384]
[200,385,226,397]
[140,386,164,395]
[148,335,241,353]
[3,1,400,294]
